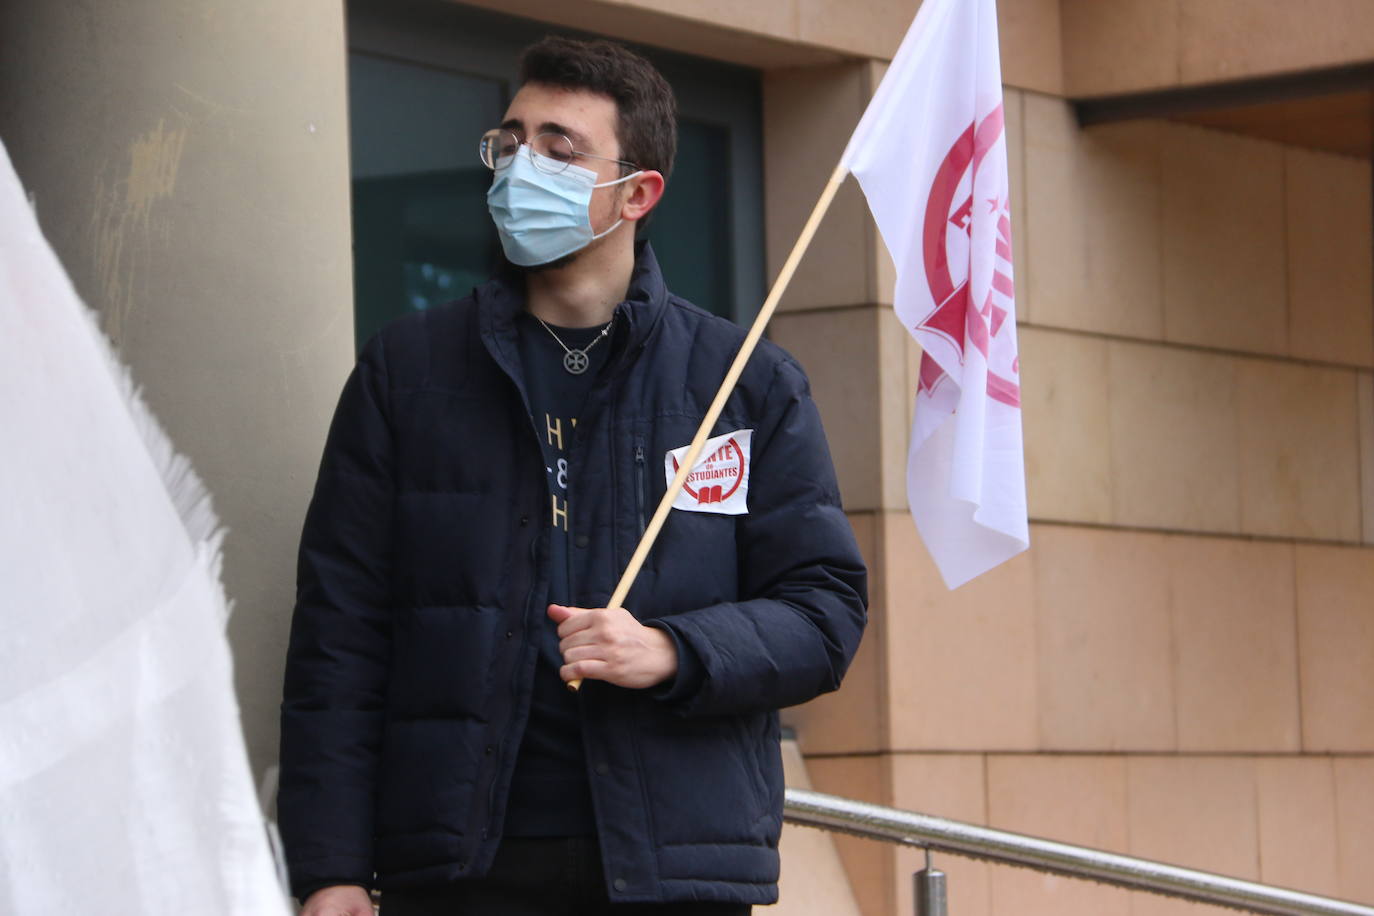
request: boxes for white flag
[0,138,290,915]
[840,0,1029,588]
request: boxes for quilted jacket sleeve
[278,334,394,899]
[653,356,869,717]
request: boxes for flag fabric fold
[0,137,289,915]
[840,0,1029,588]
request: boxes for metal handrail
[783,788,1374,916]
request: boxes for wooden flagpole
[570,160,850,690]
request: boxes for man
[280,36,867,916]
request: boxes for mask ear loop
[589,169,644,240]
[591,169,643,189]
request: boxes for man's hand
[299,884,372,916]
[549,604,678,689]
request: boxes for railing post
[915,848,948,916]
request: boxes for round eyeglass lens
[528,133,576,174]
[479,129,520,170]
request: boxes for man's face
[498,82,629,260]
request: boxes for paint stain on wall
[90,118,187,344]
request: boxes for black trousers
[381,837,753,916]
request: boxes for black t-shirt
[503,311,613,837]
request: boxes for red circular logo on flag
[919,107,1006,354]
[913,104,1020,408]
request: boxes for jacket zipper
[633,440,647,539]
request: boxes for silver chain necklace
[535,315,614,375]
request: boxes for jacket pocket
[633,705,770,846]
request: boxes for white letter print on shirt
[547,413,572,531]
[664,429,752,515]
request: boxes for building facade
[1,1,1371,913]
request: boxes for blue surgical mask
[487,149,642,267]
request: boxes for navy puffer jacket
[279,244,868,905]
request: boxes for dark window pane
[349,53,504,349]
[648,119,734,318]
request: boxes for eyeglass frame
[478,128,640,177]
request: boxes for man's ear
[619,170,666,223]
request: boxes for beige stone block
[1168,537,1300,752]
[455,0,840,70]
[807,755,893,916]
[1019,328,1113,524]
[1334,757,1374,903]
[1235,359,1362,541]
[796,0,919,60]
[1295,545,1374,752]
[878,306,912,512]
[1023,94,1164,340]
[904,325,922,443]
[764,63,877,312]
[1107,341,1241,533]
[997,0,1063,95]
[997,866,1136,916]
[988,754,1129,847]
[872,214,897,312]
[1286,148,1374,368]
[862,61,896,315]
[891,753,987,824]
[785,512,887,754]
[607,0,798,42]
[771,308,882,509]
[1362,373,1374,544]
[1161,125,1287,357]
[849,511,879,580]
[891,755,990,916]
[1127,757,1259,878]
[871,55,898,313]
[1128,894,1235,916]
[1034,526,1175,751]
[1177,0,1374,86]
[987,755,1130,916]
[1004,88,1030,326]
[886,513,1038,751]
[1060,0,1179,96]
[1255,758,1340,897]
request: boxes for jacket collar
[477,240,669,384]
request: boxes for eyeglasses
[478,129,638,176]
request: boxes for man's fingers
[550,604,596,638]
[560,643,608,665]
[557,627,602,651]
[547,603,580,623]
[561,659,611,683]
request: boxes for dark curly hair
[519,36,678,184]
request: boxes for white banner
[0,137,289,915]
[840,0,1029,588]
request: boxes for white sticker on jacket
[664,429,753,515]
